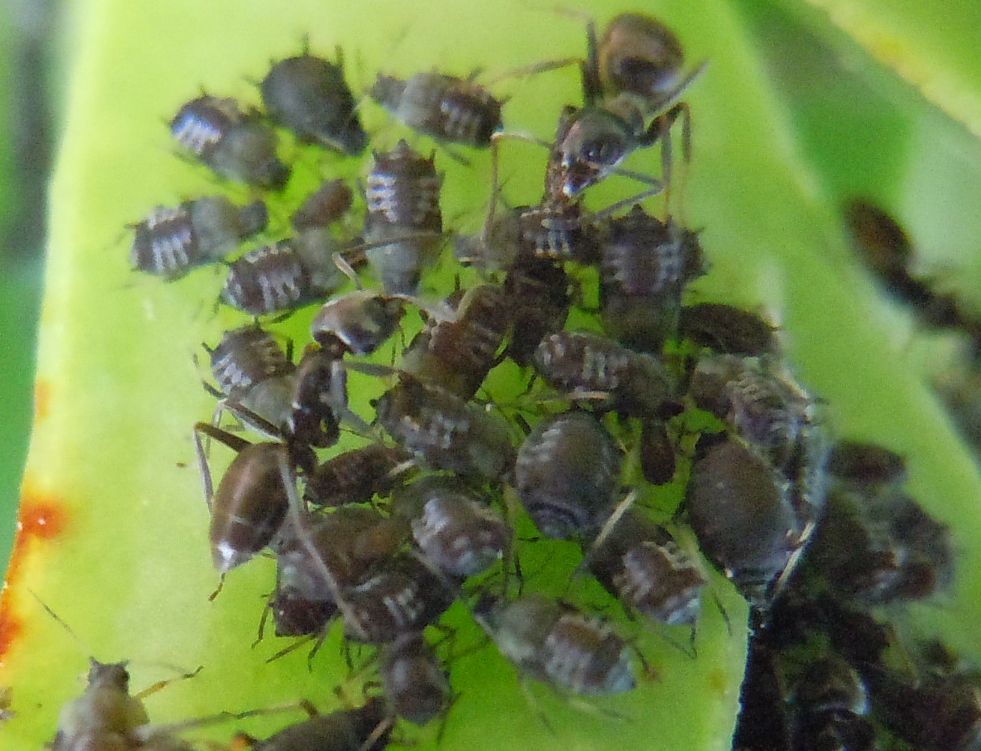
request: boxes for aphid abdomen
[170,95,239,157]
[261,53,366,155]
[342,555,456,643]
[287,347,342,449]
[543,611,635,695]
[363,140,443,295]
[208,325,294,401]
[410,494,509,576]
[311,291,405,356]
[598,13,686,108]
[614,540,705,625]
[515,411,621,539]
[291,179,354,231]
[129,204,197,279]
[518,199,599,264]
[504,255,571,366]
[221,241,310,315]
[380,633,451,726]
[209,443,292,573]
[677,303,779,356]
[305,444,407,507]
[256,698,391,751]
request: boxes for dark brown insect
[129,196,267,280]
[677,302,779,356]
[261,49,367,155]
[379,632,451,726]
[639,417,677,484]
[310,290,406,358]
[341,553,458,644]
[193,423,314,574]
[371,71,504,148]
[400,283,511,399]
[516,198,600,264]
[503,253,572,366]
[170,95,289,189]
[374,375,515,481]
[393,475,509,577]
[686,438,807,605]
[304,443,410,508]
[475,593,635,695]
[252,697,391,751]
[514,411,621,539]
[826,440,907,489]
[788,655,874,751]
[220,229,347,316]
[532,330,672,417]
[363,140,443,295]
[586,509,705,626]
[599,206,704,352]
[206,325,294,405]
[291,179,354,232]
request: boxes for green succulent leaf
[1,1,979,750]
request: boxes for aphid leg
[133,665,203,700]
[264,634,316,664]
[252,592,274,648]
[332,251,364,289]
[191,422,251,513]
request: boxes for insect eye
[583,137,620,165]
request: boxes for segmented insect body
[517,198,600,264]
[599,206,704,351]
[533,330,672,417]
[291,179,354,231]
[789,656,874,751]
[371,71,503,147]
[310,290,405,357]
[207,325,294,403]
[401,283,511,399]
[286,346,343,449]
[52,661,151,751]
[393,475,509,576]
[477,594,634,695]
[304,443,409,507]
[254,698,391,751]
[221,229,346,315]
[687,438,805,604]
[130,196,267,279]
[453,205,522,272]
[380,632,451,726]
[364,140,443,295]
[826,440,907,489]
[514,411,621,539]
[504,254,571,366]
[271,566,338,637]
[261,52,367,155]
[677,302,779,356]
[374,376,515,481]
[341,553,458,644]
[170,95,289,189]
[587,510,705,626]
[639,417,677,484]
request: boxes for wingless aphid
[261,47,367,155]
[248,698,392,751]
[291,178,354,232]
[379,632,452,726]
[129,196,267,280]
[170,94,289,189]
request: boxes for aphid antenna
[130,700,307,744]
[28,589,93,657]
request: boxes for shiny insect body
[533,330,672,417]
[220,229,347,316]
[304,443,409,508]
[193,423,312,574]
[379,632,451,726]
[130,196,267,280]
[170,95,289,189]
[393,475,509,577]
[599,205,704,352]
[374,375,515,481]
[476,594,634,695]
[363,139,443,295]
[291,178,354,232]
[371,71,504,148]
[252,698,391,751]
[586,509,705,626]
[261,50,367,155]
[514,411,621,539]
[686,438,806,605]
[400,283,511,399]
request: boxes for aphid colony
[93,10,966,750]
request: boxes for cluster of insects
[50,10,972,751]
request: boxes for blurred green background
[0,1,55,569]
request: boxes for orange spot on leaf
[0,491,69,661]
[33,380,50,423]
